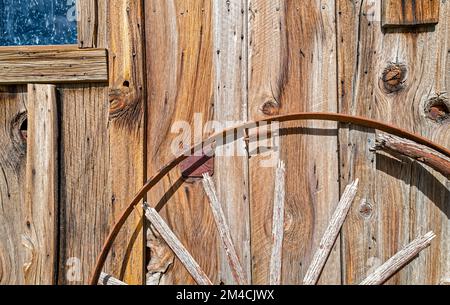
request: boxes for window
[0,0,77,46]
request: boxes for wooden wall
[0,0,448,285]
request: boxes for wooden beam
[144,205,213,286]
[0,46,108,84]
[269,161,286,285]
[202,174,247,285]
[77,0,98,48]
[360,232,436,285]
[382,0,440,28]
[303,180,359,285]
[24,84,58,284]
[99,273,128,285]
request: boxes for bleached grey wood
[360,231,436,285]
[202,174,247,285]
[144,204,213,285]
[98,273,128,285]
[269,160,286,285]
[303,179,359,285]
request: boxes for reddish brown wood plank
[382,0,440,28]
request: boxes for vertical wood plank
[145,0,218,285]
[24,84,58,284]
[59,0,113,283]
[212,0,251,285]
[0,86,27,284]
[337,0,449,284]
[77,0,98,48]
[382,0,440,28]
[107,0,145,284]
[60,0,145,284]
[248,0,340,284]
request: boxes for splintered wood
[144,205,212,285]
[360,231,436,285]
[99,273,128,285]
[303,180,359,285]
[202,174,247,285]
[269,161,286,285]
[373,134,450,178]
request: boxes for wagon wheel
[90,112,450,286]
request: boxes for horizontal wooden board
[382,0,440,28]
[0,45,108,84]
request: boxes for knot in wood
[425,96,450,123]
[261,100,280,116]
[382,63,407,93]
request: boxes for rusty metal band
[90,112,450,285]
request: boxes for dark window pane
[0,0,77,46]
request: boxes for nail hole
[123,80,130,87]
[425,97,450,123]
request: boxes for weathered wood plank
[382,0,440,28]
[0,86,27,284]
[269,161,286,285]
[303,180,359,285]
[337,0,449,284]
[23,84,58,285]
[107,0,145,285]
[360,231,436,285]
[58,0,111,285]
[145,0,218,285]
[0,46,108,84]
[249,0,340,284]
[144,205,213,285]
[212,0,251,285]
[202,174,247,285]
[77,0,98,48]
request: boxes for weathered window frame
[0,0,108,84]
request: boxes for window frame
[0,0,108,84]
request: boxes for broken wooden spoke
[202,173,247,285]
[143,204,213,285]
[360,231,436,285]
[373,134,450,178]
[98,272,128,285]
[303,179,359,285]
[269,160,286,285]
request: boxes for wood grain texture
[58,0,134,284]
[360,231,436,285]
[77,0,98,48]
[108,0,145,285]
[337,0,449,284]
[24,84,58,285]
[144,206,212,285]
[0,46,108,84]
[202,174,247,285]
[269,161,286,285]
[145,0,218,285]
[0,86,27,284]
[212,0,251,285]
[382,0,440,28]
[303,180,359,285]
[248,0,340,284]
